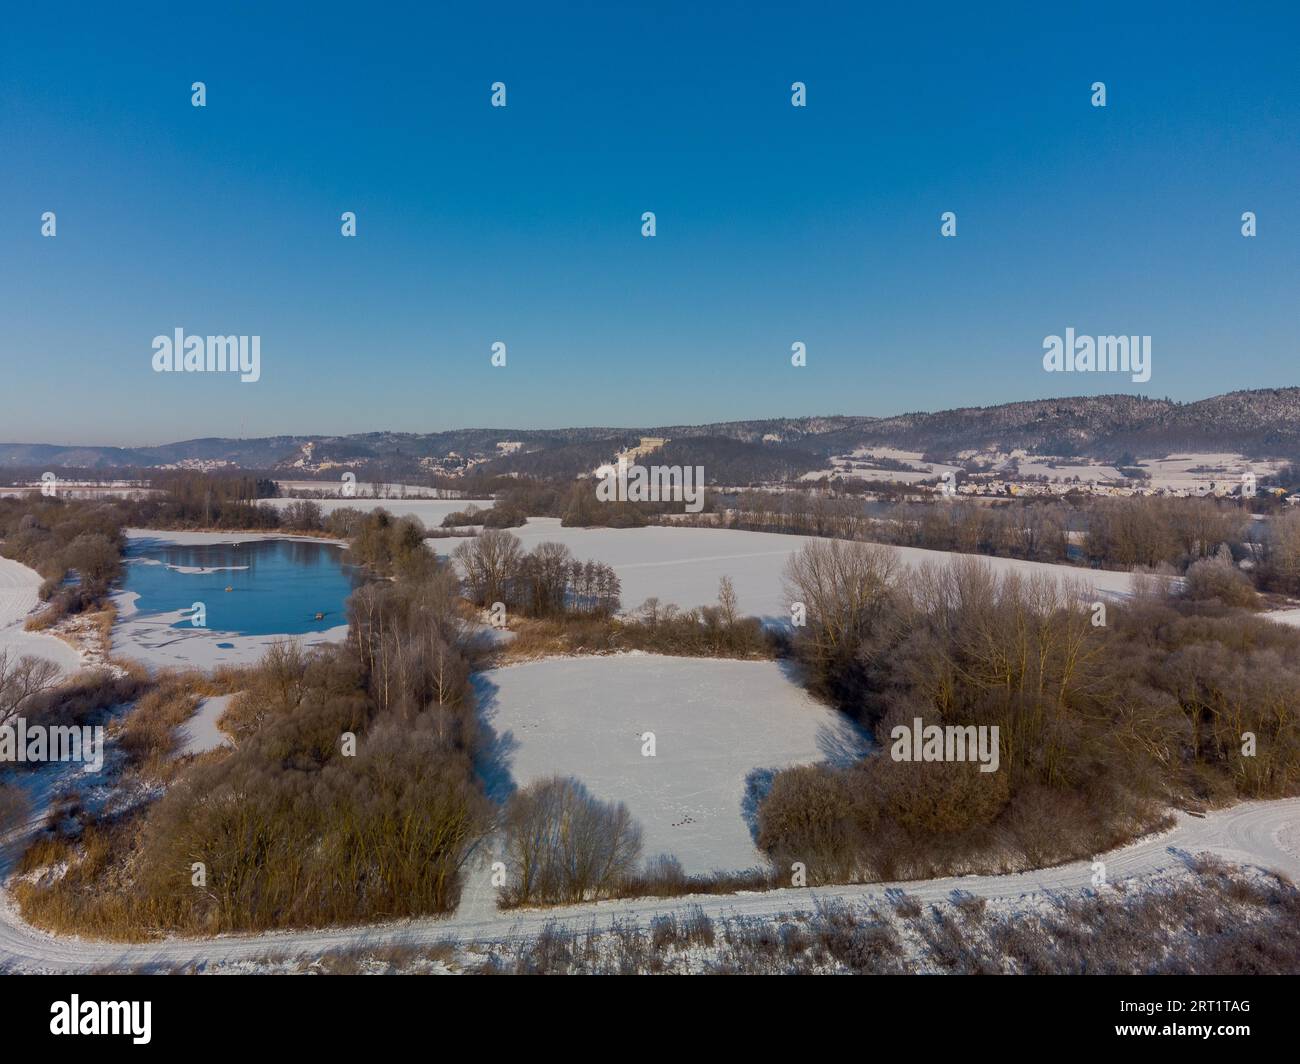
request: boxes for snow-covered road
[1,798,1296,972]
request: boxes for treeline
[757,540,1300,885]
[723,491,1298,581]
[1,477,286,537]
[877,496,1249,571]
[0,497,127,627]
[560,482,655,527]
[142,472,279,528]
[441,502,528,529]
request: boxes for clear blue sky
[1,1,1297,446]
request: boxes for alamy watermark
[1,717,105,774]
[151,328,261,382]
[1042,328,1150,383]
[595,458,705,513]
[890,717,1000,773]
[50,996,150,1045]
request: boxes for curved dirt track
[2,799,1296,972]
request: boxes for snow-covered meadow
[432,518,1137,622]
[475,654,869,874]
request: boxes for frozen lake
[122,537,363,637]
[112,531,356,671]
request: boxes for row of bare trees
[454,530,621,618]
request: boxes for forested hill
[4,388,1300,475]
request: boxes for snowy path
[174,695,235,758]
[1,798,1296,972]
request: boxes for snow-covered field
[803,447,963,485]
[1137,452,1287,492]
[435,518,1136,622]
[475,655,868,874]
[1014,459,1126,482]
[0,557,82,675]
[800,448,1291,493]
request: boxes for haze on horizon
[2,2,1297,447]
[5,385,1299,455]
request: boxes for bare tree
[783,539,902,675]
[1262,509,1300,594]
[0,651,60,726]
[518,541,573,617]
[717,575,738,626]
[501,776,643,905]
[453,529,524,607]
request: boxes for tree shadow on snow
[741,767,778,843]
[816,718,873,767]
[470,673,519,803]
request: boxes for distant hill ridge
[4,388,1300,474]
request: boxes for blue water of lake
[123,538,365,636]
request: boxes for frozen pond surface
[112,531,355,670]
[123,536,363,637]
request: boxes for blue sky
[1,1,1297,446]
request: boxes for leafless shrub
[952,892,987,923]
[889,892,922,919]
[500,776,643,907]
[1183,556,1259,608]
